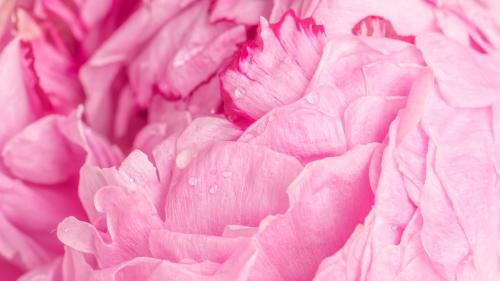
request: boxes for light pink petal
[420,144,469,279]
[78,149,162,225]
[128,0,246,103]
[416,32,500,107]
[94,186,163,260]
[28,38,83,113]
[152,136,178,187]
[209,0,273,25]
[147,95,192,125]
[61,185,164,267]
[220,10,326,124]
[238,85,346,162]
[344,96,406,148]
[58,216,127,268]
[186,77,223,118]
[0,172,84,269]
[17,257,62,281]
[313,214,375,281]
[77,165,107,226]
[351,16,415,43]
[58,109,124,168]
[80,0,195,134]
[175,117,242,169]
[147,259,221,281]
[61,247,93,281]
[113,84,144,142]
[0,39,40,147]
[133,123,169,157]
[430,0,500,52]
[304,0,436,37]
[236,37,422,162]
[149,229,249,263]
[2,115,85,185]
[116,150,163,211]
[165,141,303,235]
[308,37,422,107]
[0,212,53,269]
[246,144,377,281]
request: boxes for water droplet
[222,171,232,178]
[188,177,197,186]
[176,150,192,169]
[209,184,218,194]
[306,91,319,104]
[129,177,135,183]
[233,88,246,99]
[173,45,203,68]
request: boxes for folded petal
[220,10,326,123]
[416,33,500,108]
[246,144,377,281]
[149,229,249,263]
[2,116,85,185]
[165,141,303,235]
[128,0,246,103]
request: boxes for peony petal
[416,33,500,108]
[175,117,242,169]
[220,10,326,123]
[80,0,196,134]
[238,84,346,162]
[247,144,377,281]
[128,0,246,103]
[94,186,163,261]
[344,96,406,148]
[165,141,303,235]
[209,0,273,25]
[149,229,249,263]
[304,0,436,37]
[0,39,39,147]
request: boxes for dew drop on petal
[233,88,246,99]
[188,177,197,186]
[306,91,319,104]
[209,184,218,194]
[176,150,192,169]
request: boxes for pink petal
[209,0,273,25]
[247,144,377,281]
[2,116,85,185]
[344,96,406,148]
[305,0,436,37]
[80,0,196,134]
[0,40,39,147]
[149,229,249,263]
[175,117,242,169]
[238,85,347,162]
[128,0,246,103]
[220,10,326,123]
[416,33,500,108]
[165,141,303,235]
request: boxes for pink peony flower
[0,0,499,280]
